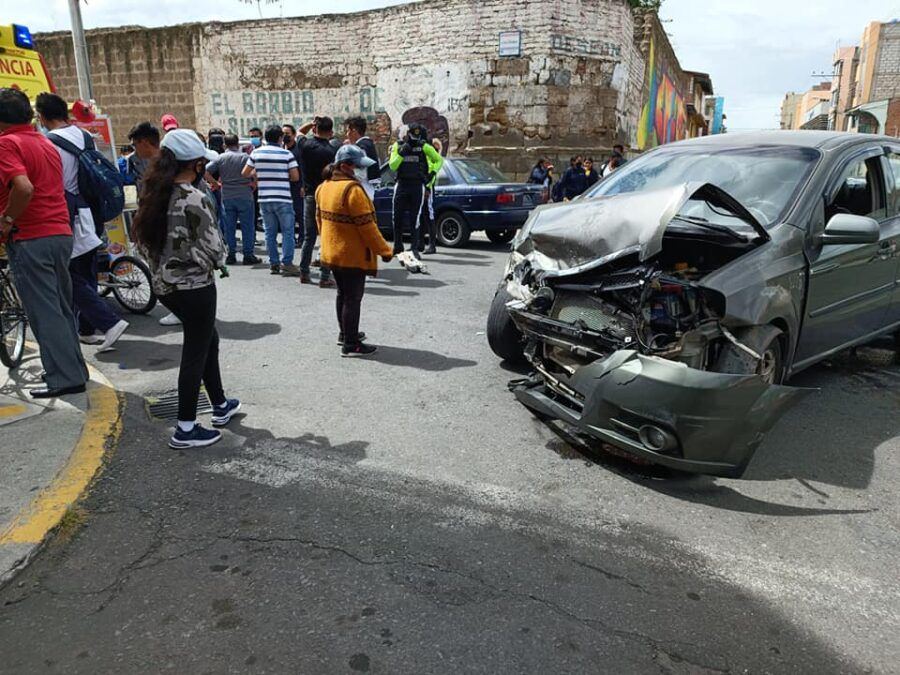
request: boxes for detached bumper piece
[510,349,807,478]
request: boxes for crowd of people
[526,144,629,201]
[0,86,449,449]
[1,85,628,450]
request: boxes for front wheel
[486,228,516,245]
[436,212,471,248]
[487,286,526,365]
[0,278,27,368]
[110,256,157,314]
[712,325,785,385]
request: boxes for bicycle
[0,253,27,369]
[96,249,157,314]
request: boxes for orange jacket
[315,173,393,276]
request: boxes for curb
[0,364,123,583]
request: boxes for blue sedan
[374,158,548,247]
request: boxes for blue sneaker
[169,424,222,449]
[211,399,242,427]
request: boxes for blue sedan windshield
[585,145,820,226]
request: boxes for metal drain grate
[146,388,213,421]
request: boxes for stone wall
[872,22,900,102]
[36,0,695,178]
[38,25,200,145]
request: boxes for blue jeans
[260,201,295,265]
[300,194,330,280]
[223,198,256,257]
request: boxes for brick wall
[872,22,900,102]
[35,0,668,178]
[38,26,200,146]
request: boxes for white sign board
[499,31,522,57]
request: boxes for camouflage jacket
[144,183,226,296]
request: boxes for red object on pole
[70,99,95,123]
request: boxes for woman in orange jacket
[316,144,394,357]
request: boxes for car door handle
[877,241,897,259]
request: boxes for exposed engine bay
[507,230,757,375]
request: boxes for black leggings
[159,284,226,422]
[332,268,367,344]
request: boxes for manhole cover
[146,388,213,421]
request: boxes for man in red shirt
[0,88,87,397]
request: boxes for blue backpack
[49,129,125,230]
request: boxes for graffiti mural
[206,86,392,145]
[401,107,450,156]
[637,37,686,150]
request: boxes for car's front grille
[550,292,634,337]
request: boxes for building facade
[780,92,802,130]
[828,46,859,131]
[36,0,709,178]
[848,20,900,135]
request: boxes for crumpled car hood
[511,182,768,277]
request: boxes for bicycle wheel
[109,256,157,314]
[0,275,26,368]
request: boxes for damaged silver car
[488,132,900,477]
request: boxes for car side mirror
[821,213,880,245]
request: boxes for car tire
[487,286,526,365]
[486,228,516,245]
[712,325,786,385]
[437,211,471,248]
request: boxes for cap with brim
[334,144,376,169]
[160,128,218,161]
[161,113,179,131]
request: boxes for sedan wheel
[713,325,785,385]
[486,228,516,245]
[437,212,471,248]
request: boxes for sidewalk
[0,347,122,584]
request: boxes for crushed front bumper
[509,312,808,477]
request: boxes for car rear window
[585,145,821,227]
[453,159,510,184]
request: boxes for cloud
[660,0,899,128]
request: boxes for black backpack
[49,129,125,232]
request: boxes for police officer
[388,123,443,258]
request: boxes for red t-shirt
[0,124,72,241]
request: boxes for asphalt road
[1,235,898,674]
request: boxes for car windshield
[584,145,821,227]
[453,159,510,184]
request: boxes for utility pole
[67,0,94,101]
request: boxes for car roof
[660,130,895,152]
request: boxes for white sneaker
[79,334,103,345]
[159,312,182,326]
[97,320,129,353]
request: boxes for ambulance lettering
[0,58,36,77]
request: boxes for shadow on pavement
[116,318,282,342]
[94,338,181,371]
[372,268,448,289]
[365,286,420,298]
[366,345,477,371]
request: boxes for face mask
[250,137,261,147]
[354,167,368,183]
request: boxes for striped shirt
[247,143,298,203]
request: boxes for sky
[17,0,900,129]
